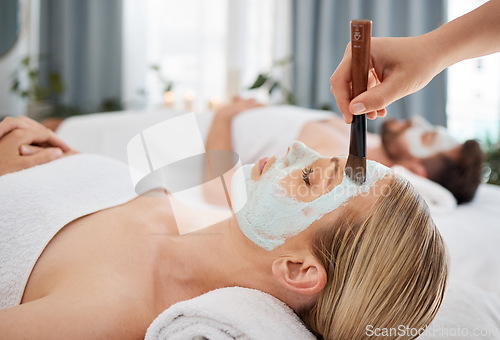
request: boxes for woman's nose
[285,141,308,166]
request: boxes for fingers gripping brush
[345,19,371,185]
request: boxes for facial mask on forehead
[230,141,390,251]
[405,116,459,158]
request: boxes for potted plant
[248,56,295,105]
[483,136,500,186]
[10,56,64,120]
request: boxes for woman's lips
[259,157,270,175]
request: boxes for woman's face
[231,141,390,251]
[251,152,345,203]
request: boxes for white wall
[0,0,39,117]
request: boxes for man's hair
[423,140,484,204]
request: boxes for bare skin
[296,115,393,166]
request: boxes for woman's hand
[0,116,72,175]
[330,36,441,124]
[214,97,263,122]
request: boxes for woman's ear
[271,255,327,296]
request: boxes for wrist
[419,31,452,75]
[213,111,234,125]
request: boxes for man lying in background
[207,97,484,204]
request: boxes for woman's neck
[152,211,275,313]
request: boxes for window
[446,0,500,145]
[123,0,228,111]
[122,0,291,112]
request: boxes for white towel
[420,281,500,339]
[56,108,196,164]
[57,106,332,167]
[0,154,137,309]
[391,165,457,215]
[145,287,316,340]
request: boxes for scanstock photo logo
[127,113,243,234]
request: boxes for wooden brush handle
[349,19,372,158]
[351,20,372,98]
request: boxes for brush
[345,19,372,185]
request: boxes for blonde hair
[300,174,448,340]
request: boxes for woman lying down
[0,116,448,339]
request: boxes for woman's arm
[0,294,141,339]
[203,98,262,206]
[205,97,263,152]
[429,0,500,71]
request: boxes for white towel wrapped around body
[0,154,137,309]
[145,287,316,340]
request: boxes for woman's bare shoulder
[0,289,152,339]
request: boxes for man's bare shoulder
[298,119,350,156]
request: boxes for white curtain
[226,0,293,103]
[121,0,293,111]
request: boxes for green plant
[99,97,123,112]
[49,104,84,119]
[248,56,295,105]
[150,63,174,93]
[10,56,64,102]
[483,136,500,186]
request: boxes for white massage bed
[55,106,500,339]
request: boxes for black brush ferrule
[349,114,367,157]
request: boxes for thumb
[19,144,44,155]
[349,76,404,115]
[28,147,64,166]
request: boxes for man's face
[381,117,460,163]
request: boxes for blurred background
[0,0,499,148]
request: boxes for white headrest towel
[391,165,457,215]
[420,281,500,339]
[145,287,316,340]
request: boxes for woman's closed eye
[302,167,313,185]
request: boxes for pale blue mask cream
[405,116,459,158]
[230,141,390,250]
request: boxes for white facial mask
[405,116,459,158]
[230,141,390,251]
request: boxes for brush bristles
[345,155,366,185]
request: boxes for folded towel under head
[145,286,316,340]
